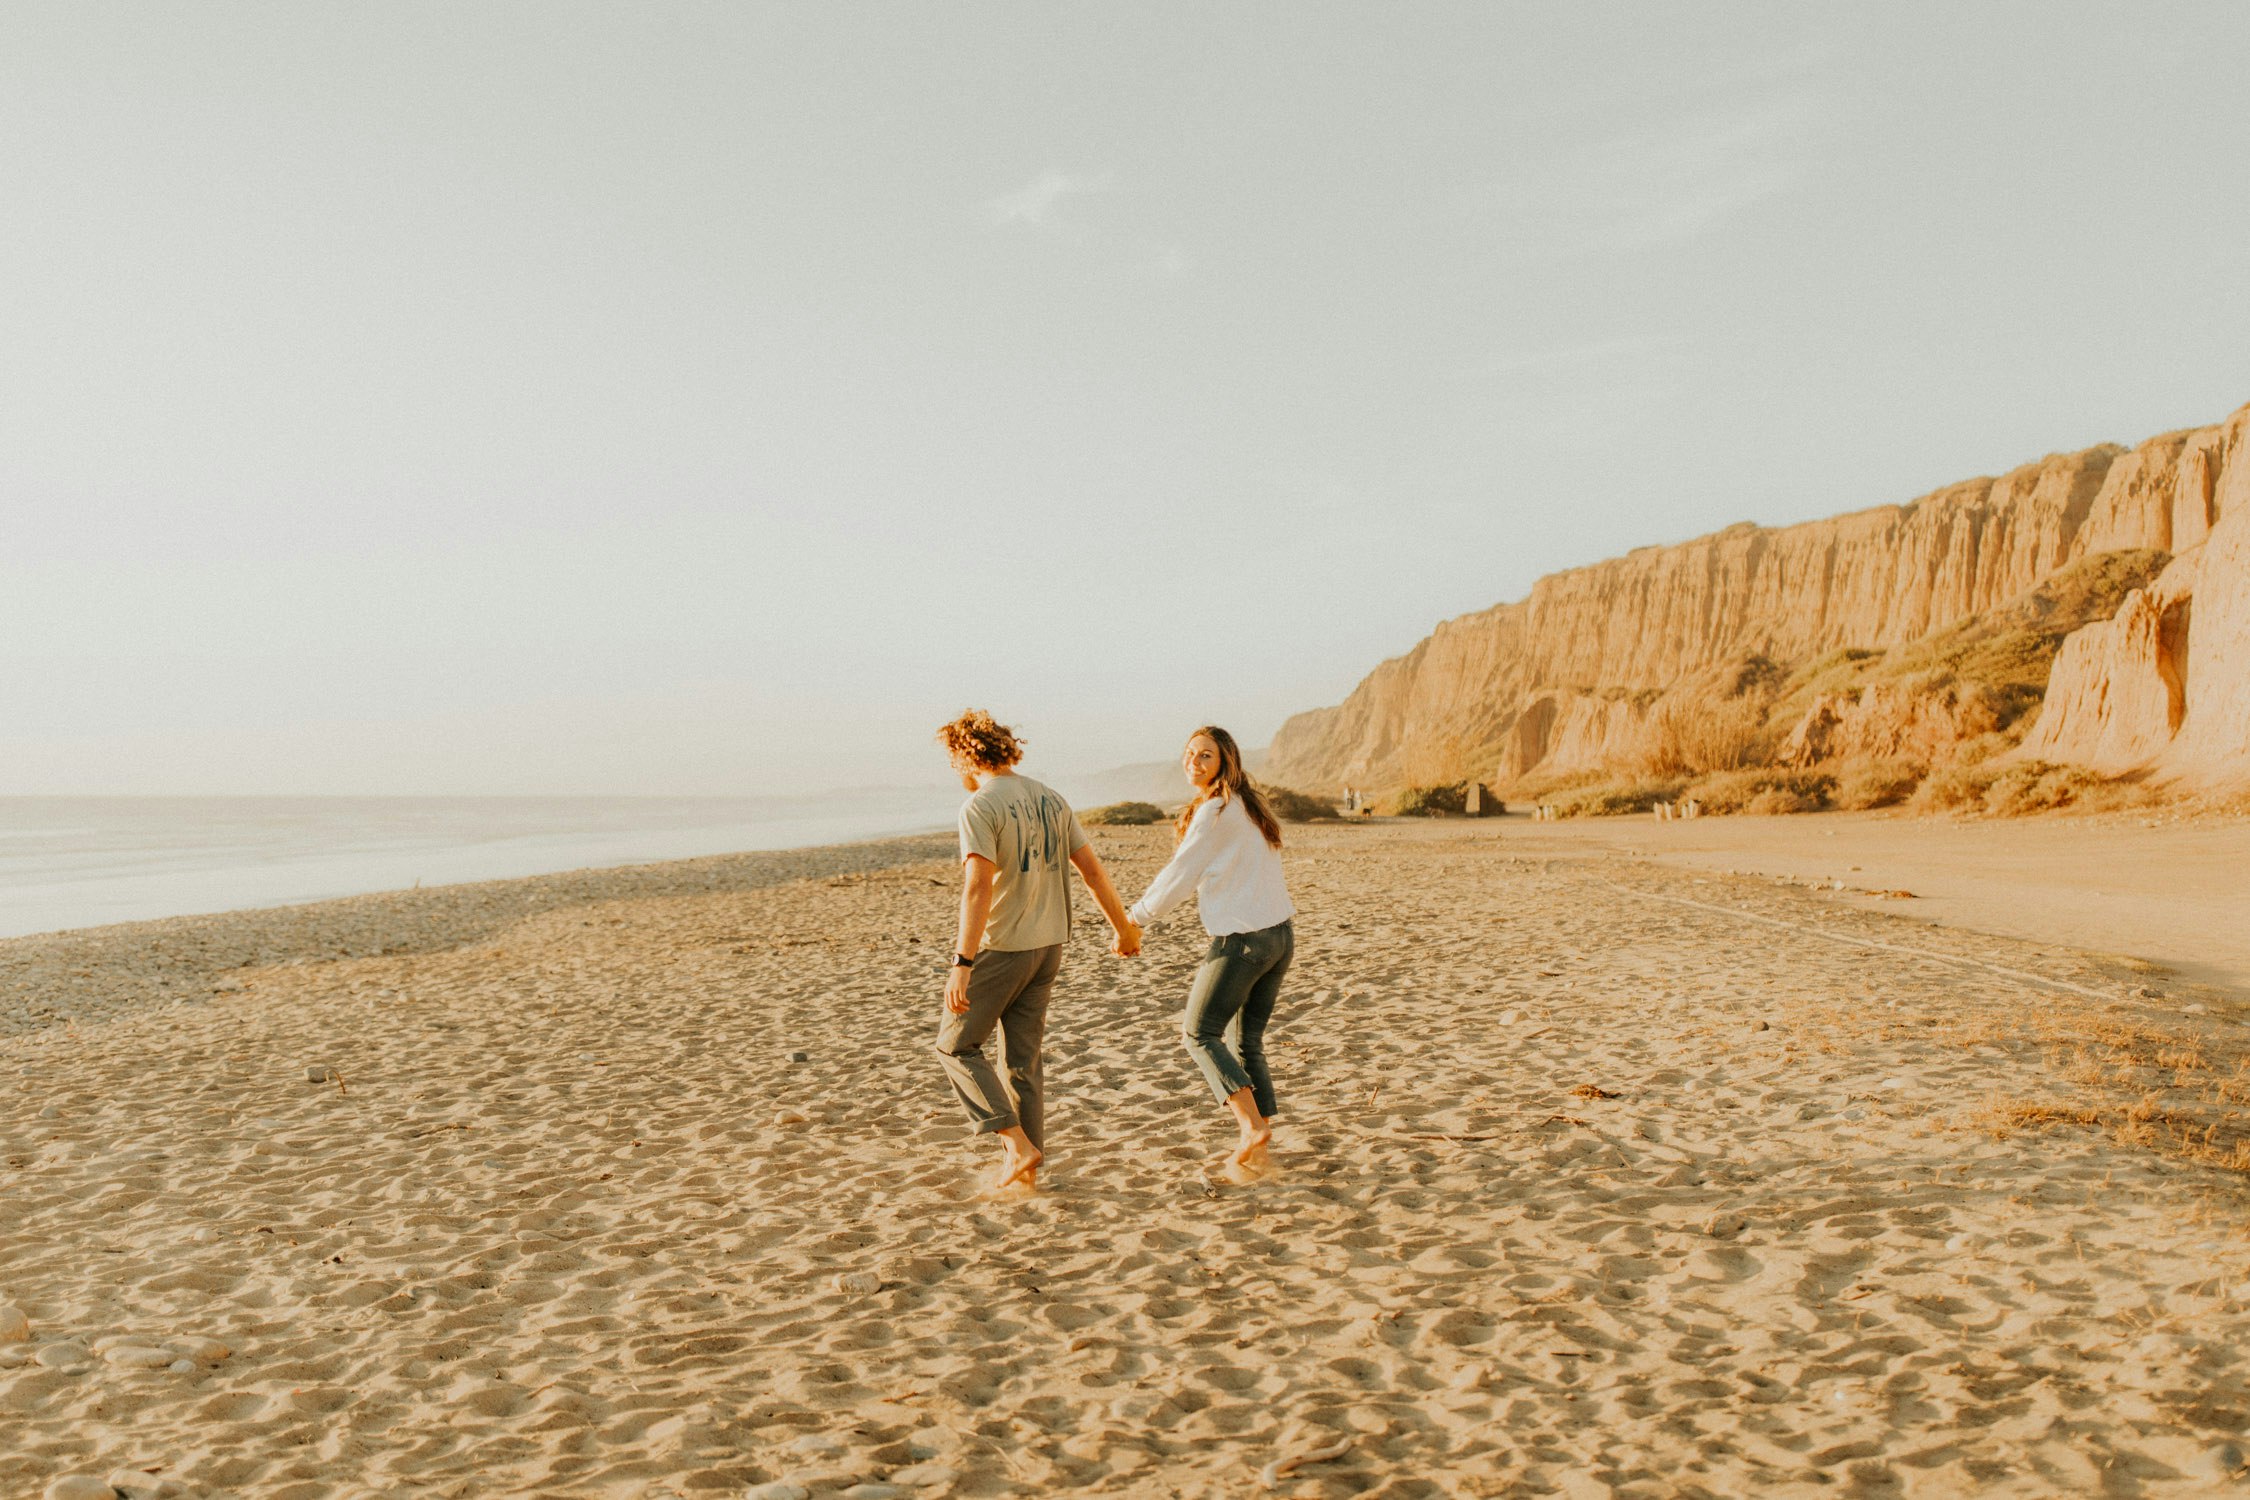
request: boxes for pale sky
[5,2,2247,796]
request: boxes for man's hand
[945,962,974,1014]
[1111,919,1143,958]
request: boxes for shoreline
[10,805,2244,1043]
[0,797,961,943]
[0,832,954,1041]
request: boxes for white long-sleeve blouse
[1126,794,1295,937]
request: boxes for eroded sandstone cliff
[1265,403,2250,806]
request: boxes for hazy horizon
[6,3,2247,796]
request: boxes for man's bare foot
[1000,1142,1042,1189]
[1232,1120,1272,1169]
[981,1125,1042,1193]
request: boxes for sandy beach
[6,819,2250,1498]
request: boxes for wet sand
[4,820,2249,1498]
[1500,809,2250,994]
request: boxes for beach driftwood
[1258,1435,1355,1487]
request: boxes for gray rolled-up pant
[935,943,1062,1149]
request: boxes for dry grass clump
[1689,768,1837,815]
[1256,783,1340,822]
[1909,757,2155,816]
[1080,800,1168,826]
[1387,782,1501,817]
[1908,763,1992,814]
[1831,757,1924,810]
[1545,777,1687,818]
[1980,760,2108,815]
[1965,1009,2250,1177]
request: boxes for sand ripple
[3,824,2246,1496]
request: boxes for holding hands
[1111,918,1143,959]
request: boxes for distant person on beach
[1117,725,1296,1180]
[934,709,1137,1192]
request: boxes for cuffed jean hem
[1180,919,1292,1117]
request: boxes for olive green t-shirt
[958,774,1089,952]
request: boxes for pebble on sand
[305,1065,332,1082]
[773,1109,809,1126]
[786,1050,811,1063]
[102,1344,176,1370]
[0,1304,28,1342]
[107,1472,189,1499]
[170,1336,231,1364]
[34,1340,91,1369]
[887,1463,958,1488]
[44,1478,117,1500]
[832,1271,881,1295]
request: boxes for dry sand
[5,820,2250,1498]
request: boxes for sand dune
[4,822,2248,1497]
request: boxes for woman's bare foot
[1213,1149,1270,1186]
[1223,1087,1271,1172]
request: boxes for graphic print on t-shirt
[1003,789,1072,873]
[957,775,1089,952]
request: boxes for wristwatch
[952,952,978,968]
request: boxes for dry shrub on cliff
[1638,697,1774,777]
[1831,757,1925,810]
[1884,549,2168,702]
[1767,549,2170,751]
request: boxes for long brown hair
[1176,725,1282,848]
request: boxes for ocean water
[0,793,962,939]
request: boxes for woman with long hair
[1121,726,1295,1178]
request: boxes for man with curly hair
[934,709,1137,1192]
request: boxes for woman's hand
[1111,919,1143,958]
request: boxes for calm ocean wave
[0,794,960,939]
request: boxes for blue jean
[1180,920,1293,1118]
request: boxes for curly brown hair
[935,709,1025,773]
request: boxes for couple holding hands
[933,709,1296,1192]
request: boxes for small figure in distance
[1119,725,1296,1182]
[932,709,1137,1194]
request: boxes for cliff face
[2021,404,2250,789]
[1265,403,2250,800]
